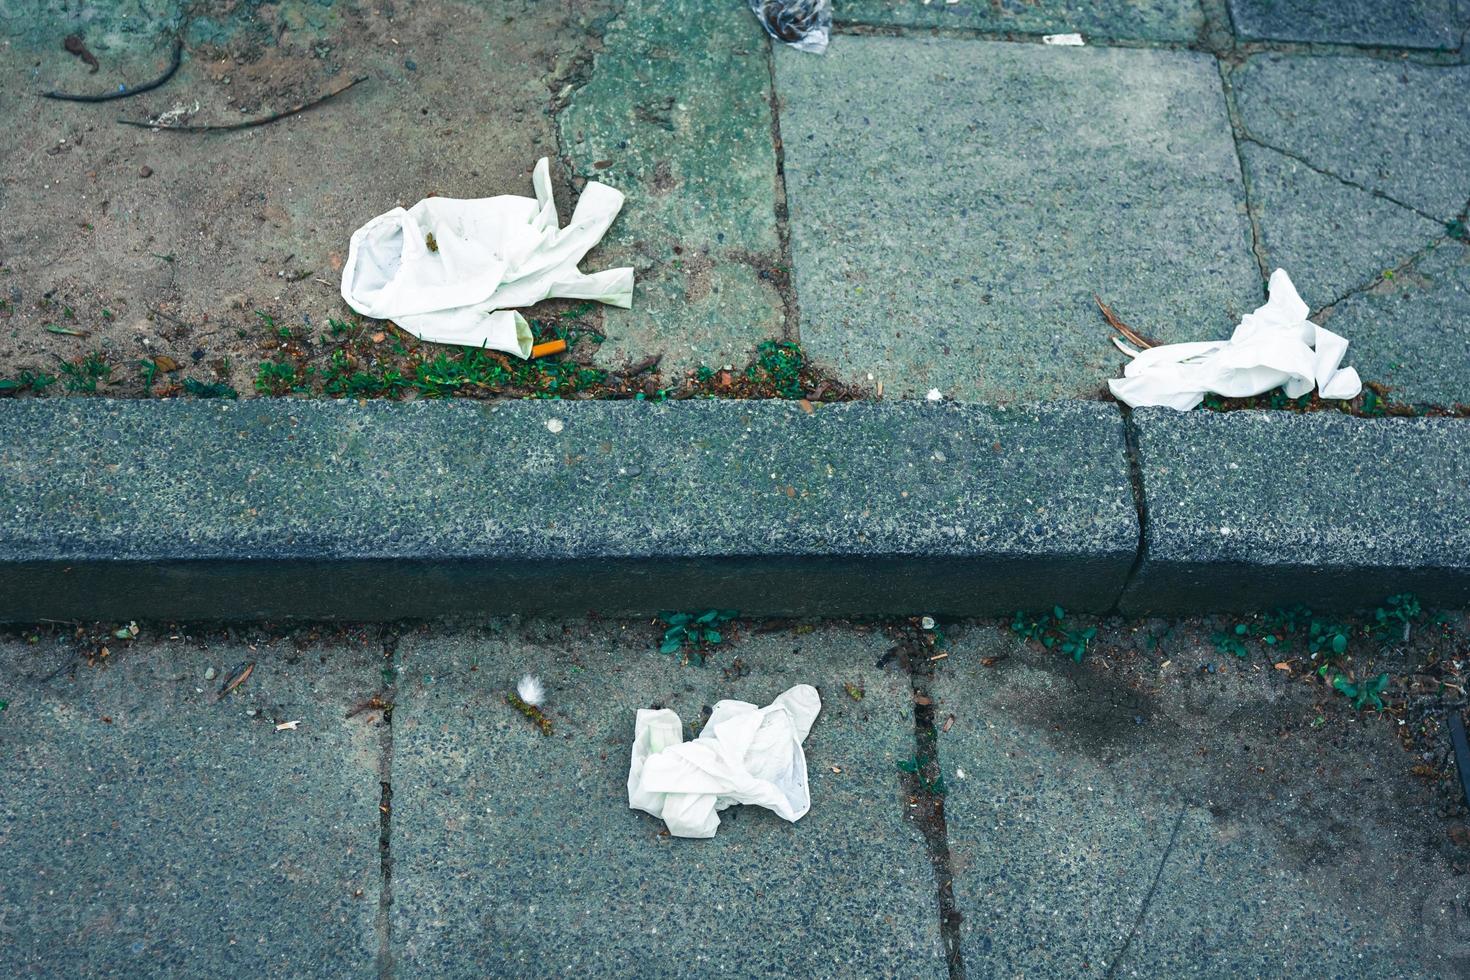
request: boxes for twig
[44,37,185,103]
[119,75,368,133]
[148,306,199,331]
[615,354,662,378]
[506,691,553,735]
[1094,294,1158,350]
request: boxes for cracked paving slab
[1227,0,1470,50]
[1233,54,1470,222]
[1237,139,1445,307]
[388,620,943,978]
[931,624,1470,976]
[558,0,786,380]
[836,0,1204,41]
[0,631,383,976]
[1321,240,1470,407]
[776,38,1259,401]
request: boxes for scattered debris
[506,690,553,735]
[44,37,184,103]
[629,685,821,838]
[530,338,568,359]
[346,695,393,719]
[217,661,255,700]
[340,156,631,353]
[275,720,301,732]
[749,0,831,53]
[1043,32,1085,45]
[63,34,99,73]
[516,673,546,707]
[119,75,369,133]
[1094,294,1157,351]
[942,714,955,733]
[1108,269,1361,411]
[843,682,865,701]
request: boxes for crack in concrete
[375,627,400,980]
[1238,134,1449,225]
[1216,61,1271,286]
[1311,234,1451,321]
[764,38,801,344]
[1102,807,1187,979]
[548,1,628,192]
[907,638,966,979]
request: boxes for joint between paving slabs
[375,628,399,980]
[1114,406,1151,614]
[905,638,967,979]
[1215,60,1272,287]
[765,37,802,344]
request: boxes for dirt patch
[0,0,616,397]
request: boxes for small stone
[545,418,564,434]
[404,59,417,71]
[623,464,642,477]
[138,166,153,178]
[204,666,217,681]
[920,616,936,630]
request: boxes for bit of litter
[928,652,949,662]
[530,338,568,359]
[1043,32,1085,45]
[340,157,633,356]
[920,616,936,630]
[1274,662,1292,672]
[545,418,564,434]
[628,684,821,838]
[749,0,831,54]
[942,714,955,733]
[830,765,842,774]
[516,673,546,707]
[507,690,553,735]
[217,661,255,700]
[1108,269,1361,410]
[45,324,88,337]
[925,388,943,402]
[275,720,301,732]
[119,75,368,132]
[45,37,184,103]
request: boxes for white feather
[516,673,545,706]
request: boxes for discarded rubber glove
[628,684,821,839]
[339,157,633,356]
[1108,269,1361,411]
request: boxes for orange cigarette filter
[530,338,568,359]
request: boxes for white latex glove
[1108,269,1361,410]
[628,685,822,839]
[340,158,634,356]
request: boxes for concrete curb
[0,399,1138,621]
[3,400,1466,621]
[1120,408,1470,615]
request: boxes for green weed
[658,610,738,664]
[59,352,110,392]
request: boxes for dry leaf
[829,766,842,774]
[914,694,933,706]
[798,398,814,414]
[152,355,180,372]
[218,661,255,700]
[371,332,386,343]
[1273,662,1291,672]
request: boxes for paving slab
[1321,240,1470,407]
[930,623,1470,977]
[0,398,1140,621]
[836,0,1204,42]
[1233,54,1470,222]
[1123,408,1470,614]
[389,621,943,978]
[1237,140,1445,308]
[559,0,786,377]
[1227,0,1470,50]
[776,37,1259,401]
[0,631,383,976]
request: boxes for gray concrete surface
[0,631,383,976]
[777,38,1260,400]
[1323,241,1470,408]
[1227,0,1470,49]
[0,398,1140,621]
[931,622,1470,976]
[1123,408,1470,614]
[837,0,1205,41]
[389,621,943,978]
[558,0,787,377]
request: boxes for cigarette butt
[531,339,568,359]
[928,652,949,661]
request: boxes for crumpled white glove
[1108,269,1362,411]
[628,685,821,839]
[339,157,634,357]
